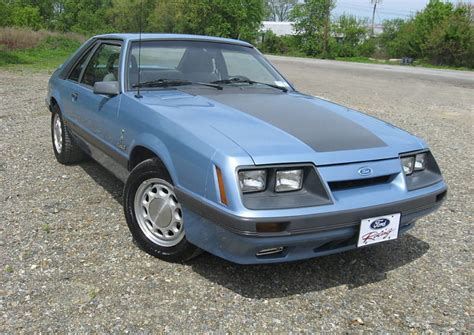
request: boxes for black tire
[51,104,85,164]
[123,158,201,262]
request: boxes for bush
[259,30,289,54]
[332,15,368,58]
[378,1,473,68]
[424,4,473,67]
[0,5,44,30]
[0,27,85,51]
[357,37,377,57]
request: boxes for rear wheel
[51,104,85,164]
[123,158,201,262]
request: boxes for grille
[328,175,392,191]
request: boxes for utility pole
[323,0,331,57]
[371,0,382,36]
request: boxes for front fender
[128,134,178,184]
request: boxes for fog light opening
[256,247,285,257]
[256,222,288,233]
[436,190,447,202]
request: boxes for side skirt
[67,121,130,183]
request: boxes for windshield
[127,40,290,90]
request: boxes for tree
[0,1,13,27]
[378,18,406,57]
[148,0,183,33]
[378,0,473,67]
[52,0,113,33]
[424,3,473,67]
[151,0,266,42]
[9,5,43,30]
[290,0,335,57]
[332,14,368,57]
[106,0,155,33]
[265,0,298,21]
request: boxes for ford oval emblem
[358,167,373,176]
[370,218,390,230]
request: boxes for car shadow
[79,160,124,205]
[77,159,430,299]
[189,234,429,299]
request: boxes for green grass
[334,56,472,71]
[268,52,472,71]
[335,56,391,64]
[0,36,81,71]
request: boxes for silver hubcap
[134,178,184,247]
[53,114,63,153]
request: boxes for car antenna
[135,0,143,99]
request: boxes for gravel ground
[1,58,473,333]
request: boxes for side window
[68,46,96,82]
[81,44,121,87]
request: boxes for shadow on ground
[79,160,124,204]
[189,234,429,299]
[79,159,430,299]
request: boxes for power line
[337,4,412,18]
[337,1,416,16]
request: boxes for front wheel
[123,158,201,262]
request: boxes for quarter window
[81,44,121,87]
[68,46,95,82]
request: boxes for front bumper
[179,183,447,264]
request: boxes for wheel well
[50,97,58,112]
[129,146,171,180]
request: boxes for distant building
[261,21,295,36]
[371,24,384,36]
[261,21,384,38]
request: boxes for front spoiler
[177,184,447,264]
[176,184,447,237]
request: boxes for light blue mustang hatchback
[46,34,447,264]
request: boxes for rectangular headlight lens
[401,156,415,175]
[276,169,303,192]
[415,153,427,171]
[239,170,267,193]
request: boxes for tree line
[261,0,473,68]
[0,0,267,41]
[1,0,472,68]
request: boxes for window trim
[66,41,100,83]
[79,40,124,90]
[124,39,295,93]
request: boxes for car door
[60,41,99,131]
[72,41,126,167]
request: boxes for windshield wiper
[133,78,222,90]
[211,78,288,92]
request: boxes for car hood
[140,88,425,165]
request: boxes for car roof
[93,33,253,47]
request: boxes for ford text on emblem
[370,218,390,229]
[358,167,373,176]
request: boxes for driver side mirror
[93,81,120,96]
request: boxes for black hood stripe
[202,91,387,152]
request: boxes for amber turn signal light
[215,166,228,205]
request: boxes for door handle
[71,92,79,101]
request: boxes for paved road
[268,55,474,86]
[1,58,472,332]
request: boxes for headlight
[238,170,267,193]
[401,156,415,175]
[414,153,427,171]
[401,152,428,175]
[276,169,303,192]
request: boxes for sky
[332,0,472,23]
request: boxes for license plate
[357,213,401,247]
